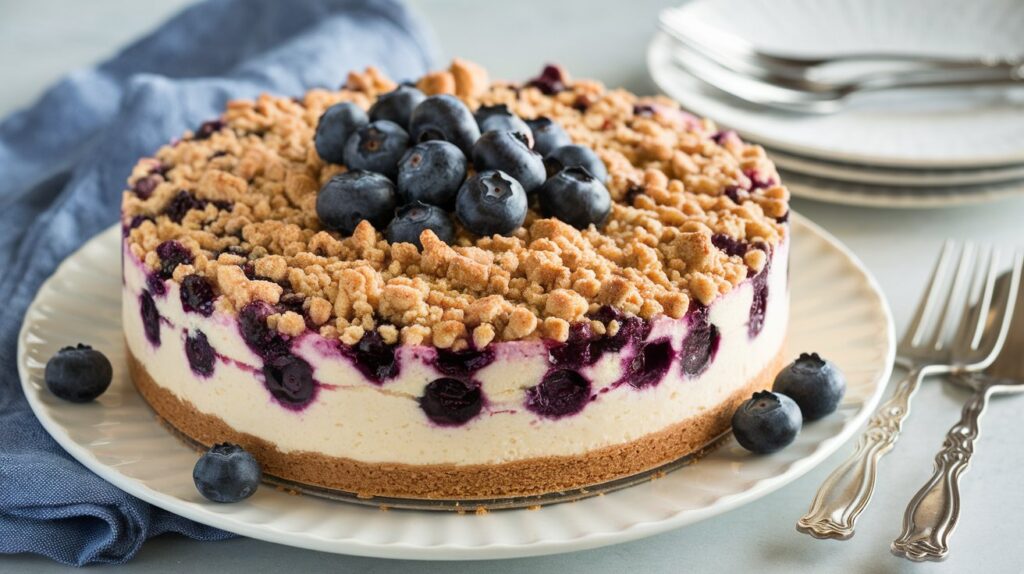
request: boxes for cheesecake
[121,60,790,500]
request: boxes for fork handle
[891,385,992,562]
[796,365,930,540]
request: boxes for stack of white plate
[646,0,1024,208]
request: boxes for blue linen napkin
[0,0,438,565]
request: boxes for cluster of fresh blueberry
[731,352,846,454]
[313,85,612,247]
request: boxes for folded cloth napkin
[0,0,438,565]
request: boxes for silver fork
[666,46,1024,115]
[796,242,1021,540]
[893,260,1024,562]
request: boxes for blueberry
[315,102,369,164]
[732,390,802,454]
[193,443,261,503]
[409,94,480,155]
[525,369,591,419]
[527,65,567,95]
[344,330,399,383]
[526,116,571,157]
[537,167,612,229]
[186,330,216,377]
[455,170,528,237]
[386,202,455,248]
[156,240,193,279]
[544,144,608,183]
[475,104,533,145]
[342,120,409,179]
[140,290,161,345]
[620,338,674,389]
[238,301,289,359]
[180,274,215,316]
[316,171,397,235]
[773,353,846,422]
[194,120,225,141]
[163,190,207,224]
[262,353,317,408]
[44,344,113,403]
[419,378,482,426]
[396,141,467,207]
[471,131,546,193]
[369,85,426,129]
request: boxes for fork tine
[952,245,995,352]
[927,242,977,351]
[976,250,1024,361]
[904,240,957,348]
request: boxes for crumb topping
[122,60,788,348]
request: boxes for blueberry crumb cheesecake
[121,59,791,500]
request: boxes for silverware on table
[658,9,1024,114]
[893,258,1024,562]
[796,242,1022,540]
[658,8,1024,79]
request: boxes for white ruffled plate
[18,214,894,560]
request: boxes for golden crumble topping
[121,60,789,349]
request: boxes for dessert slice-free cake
[121,60,790,500]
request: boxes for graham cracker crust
[128,347,785,500]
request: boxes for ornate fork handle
[797,366,929,539]
[891,384,991,561]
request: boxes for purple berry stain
[186,330,216,377]
[711,233,749,258]
[434,347,495,378]
[419,378,483,426]
[619,338,674,389]
[262,353,317,409]
[181,274,216,316]
[680,305,720,378]
[139,289,161,346]
[749,262,770,338]
[548,322,600,368]
[525,369,591,419]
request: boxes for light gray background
[2,1,1023,572]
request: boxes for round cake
[120,59,790,500]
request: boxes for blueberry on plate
[386,202,455,248]
[537,167,611,229]
[44,344,113,403]
[314,102,368,164]
[526,116,572,156]
[193,443,262,503]
[773,352,846,421]
[732,390,802,454]
[471,130,546,193]
[316,171,397,235]
[455,170,528,237]
[369,85,426,130]
[396,140,467,207]
[342,120,409,179]
[475,104,533,146]
[408,94,481,155]
[545,144,609,183]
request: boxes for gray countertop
[3,1,1023,572]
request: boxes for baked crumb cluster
[122,59,789,350]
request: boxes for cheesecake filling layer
[122,239,788,467]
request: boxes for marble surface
[2,1,1023,572]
